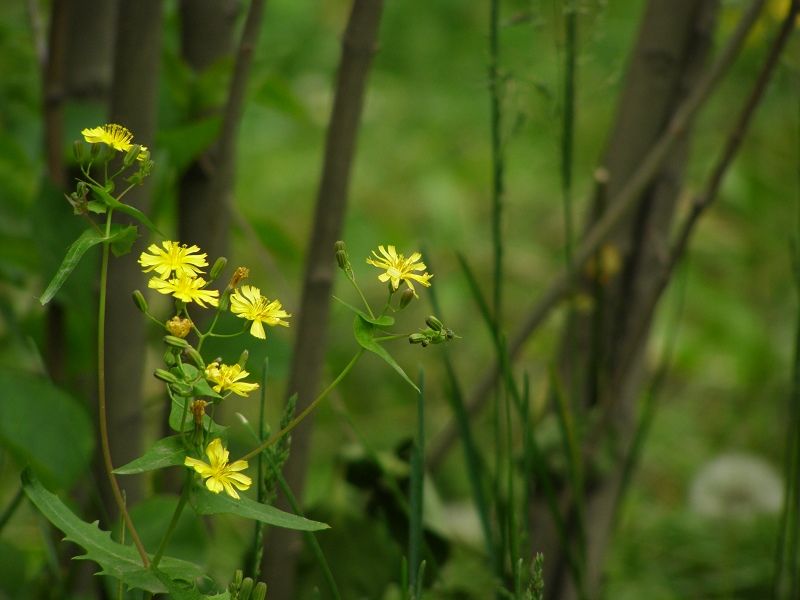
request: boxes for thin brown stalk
[260,1,385,596]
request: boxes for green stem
[348,276,374,319]
[238,348,366,462]
[373,333,411,342]
[97,210,150,567]
[150,476,192,568]
[0,486,24,534]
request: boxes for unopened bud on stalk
[123,144,142,167]
[164,335,189,349]
[209,257,227,282]
[132,290,148,313]
[238,349,249,368]
[185,347,206,369]
[409,333,428,345]
[398,288,414,310]
[425,316,443,331]
[90,141,101,160]
[154,369,180,384]
[239,577,254,600]
[253,582,267,600]
[334,241,349,269]
[73,140,85,164]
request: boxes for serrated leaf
[189,485,329,531]
[353,316,419,392]
[88,183,163,236]
[114,436,188,475]
[21,468,204,593]
[40,225,138,305]
[334,296,394,327]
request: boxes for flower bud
[73,140,85,164]
[233,570,244,589]
[334,241,349,270]
[163,349,177,366]
[253,582,267,600]
[123,144,142,167]
[425,316,443,332]
[154,368,180,384]
[164,335,189,349]
[90,141,102,160]
[185,347,206,369]
[239,577,254,600]
[409,333,428,345]
[238,349,249,368]
[398,288,415,310]
[166,316,193,339]
[253,581,267,600]
[132,290,148,313]
[209,256,228,282]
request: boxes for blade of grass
[408,369,425,593]
[426,266,499,577]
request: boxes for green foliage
[39,224,138,304]
[0,373,93,489]
[353,316,419,392]
[189,485,328,531]
[21,468,205,594]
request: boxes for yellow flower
[139,241,208,280]
[184,438,252,499]
[230,285,290,339]
[205,362,259,397]
[366,245,433,297]
[80,124,149,159]
[148,274,219,307]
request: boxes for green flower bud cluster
[409,316,458,347]
[229,569,266,600]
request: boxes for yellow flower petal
[184,438,252,499]
[230,285,290,339]
[366,245,433,297]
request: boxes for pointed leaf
[114,436,188,475]
[353,316,419,392]
[88,183,163,236]
[39,225,138,305]
[334,296,394,327]
[22,468,204,593]
[189,485,329,531]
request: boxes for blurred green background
[0,0,798,598]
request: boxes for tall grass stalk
[427,272,499,576]
[408,370,425,593]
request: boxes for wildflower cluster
[135,239,291,498]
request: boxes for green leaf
[353,316,419,392]
[0,373,93,489]
[334,296,394,328]
[87,183,163,236]
[168,394,227,437]
[109,225,138,257]
[114,436,188,475]
[189,485,329,531]
[39,225,139,305]
[21,468,205,593]
[152,567,231,599]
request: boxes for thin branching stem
[97,210,149,567]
